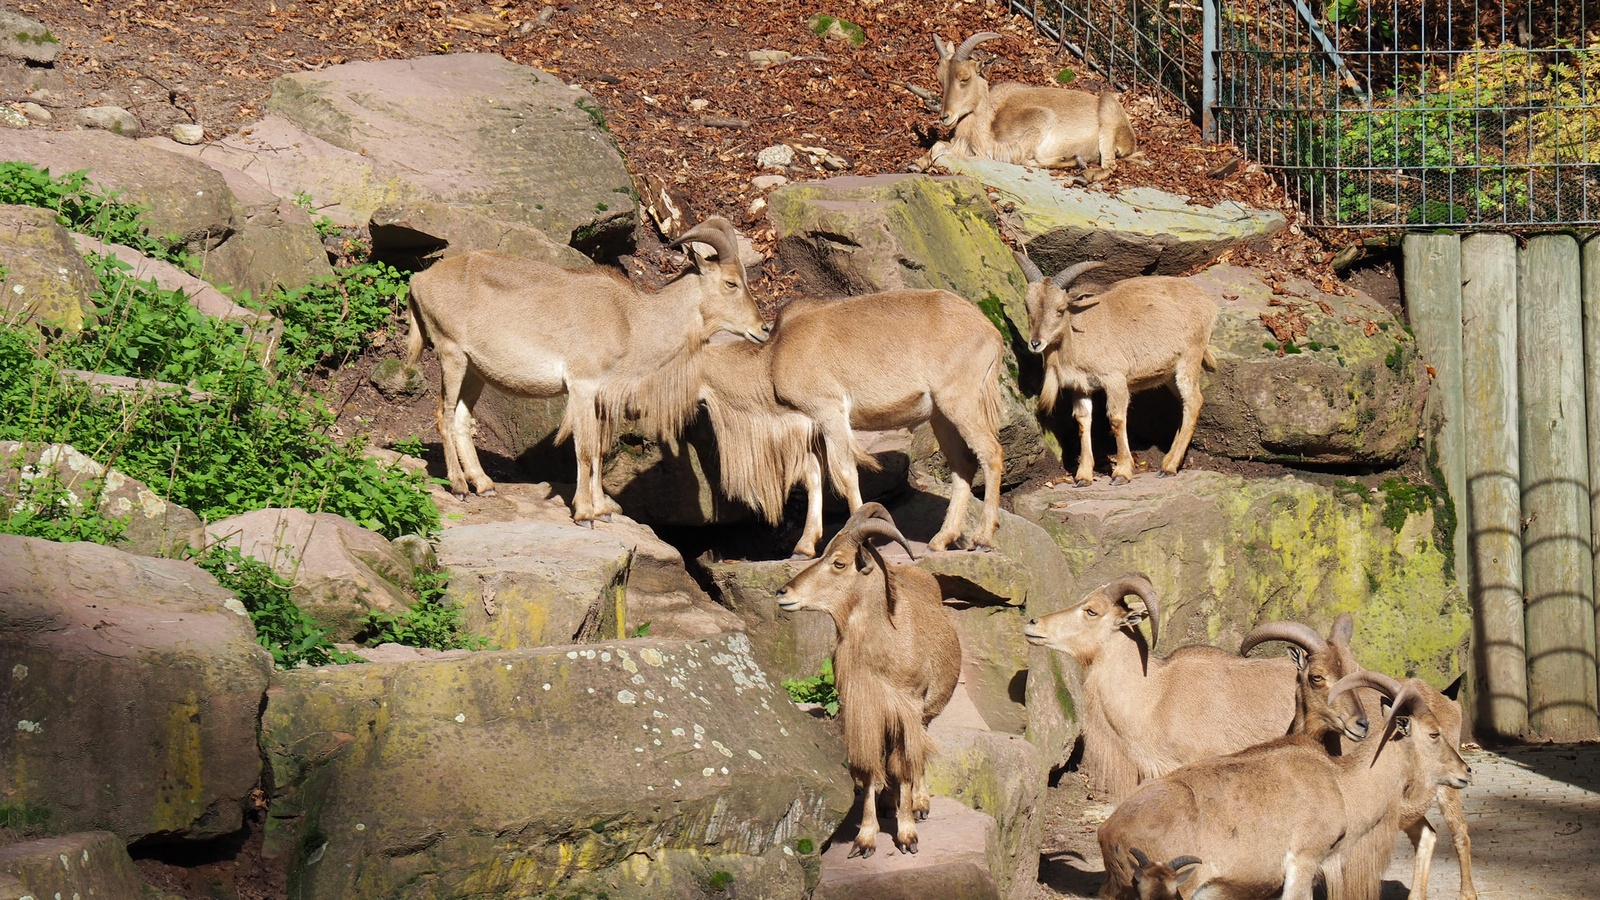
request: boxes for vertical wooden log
[1582,236,1600,718]
[1519,234,1600,741]
[1461,233,1527,739]
[1403,233,1467,591]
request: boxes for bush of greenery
[781,658,840,716]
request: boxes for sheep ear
[1286,645,1308,671]
[1441,673,1465,701]
[1115,605,1147,630]
[1392,716,1412,738]
[1176,866,1199,887]
[1068,292,1102,312]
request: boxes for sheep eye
[725,280,738,289]
[832,559,847,570]
[1430,732,1441,740]
[1309,674,1324,684]
[1085,608,1099,617]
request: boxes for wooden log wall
[1406,233,1600,742]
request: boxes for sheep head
[670,216,769,344]
[775,503,915,622]
[936,32,1001,129]
[1330,670,1472,788]
[1129,848,1202,900]
[1241,614,1370,742]
[1023,572,1161,665]
[1018,253,1105,355]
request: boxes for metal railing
[1008,0,1600,229]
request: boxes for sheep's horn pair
[839,501,917,561]
[669,216,739,265]
[1329,669,1424,766]
[1052,260,1104,290]
[1014,251,1044,284]
[953,31,1001,62]
[1103,572,1160,650]
[1240,621,1328,658]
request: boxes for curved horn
[1051,260,1104,290]
[669,216,739,264]
[1129,847,1152,869]
[1330,670,1423,765]
[953,31,1001,61]
[1102,572,1160,650]
[844,512,917,562]
[1014,250,1044,284]
[1167,856,1202,871]
[1240,621,1328,658]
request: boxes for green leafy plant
[706,871,734,892]
[0,161,167,256]
[269,262,410,374]
[360,569,484,651]
[782,658,840,716]
[194,544,357,668]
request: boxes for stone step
[816,795,1001,900]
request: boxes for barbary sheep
[1127,850,1202,900]
[697,289,1006,557]
[774,503,961,857]
[1019,254,1216,486]
[405,217,767,524]
[1022,574,1369,800]
[920,32,1137,179]
[1096,670,1472,900]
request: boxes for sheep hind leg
[1160,355,1205,477]
[1404,814,1438,900]
[452,369,496,496]
[927,413,974,551]
[892,777,919,854]
[1438,786,1476,900]
[1071,393,1096,486]
[849,778,881,859]
[790,452,826,559]
[1102,377,1135,485]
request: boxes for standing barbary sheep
[405,217,768,524]
[1096,671,1473,900]
[1022,574,1369,800]
[698,289,1006,557]
[1020,254,1217,486]
[920,32,1137,179]
[775,503,961,858]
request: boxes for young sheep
[1124,849,1202,900]
[1020,254,1217,486]
[697,289,1007,557]
[1022,575,1369,800]
[774,503,961,858]
[919,32,1137,179]
[406,217,768,524]
[1096,671,1473,900]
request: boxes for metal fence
[1007,0,1600,229]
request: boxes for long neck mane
[594,273,713,443]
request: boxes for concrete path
[1382,743,1600,900]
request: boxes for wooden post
[1461,233,1527,739]
[1519,234,1600,741]
[1582,236,1600,718]
[1403,234,1467,591]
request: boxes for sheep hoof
[915,809,930,822]
[896,836,919,854]
[848,842,875,859]
[480,488,498,498]
[596,513,612,523]
[1157,469,1177,479]
[1111,475,1131,486]
[1073,478,1093,488]
[452,491,469,501]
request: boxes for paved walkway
[1382,743,1600,900]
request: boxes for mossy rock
[807,15,866,46]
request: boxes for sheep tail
[405,292,428,365]
[980,349,1005,436]
[1203,347,1217,371]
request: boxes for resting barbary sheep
[1019,254,1216,486]
[774,503,961,858]
[405,217,767,524]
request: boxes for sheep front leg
[567,390,610,525]
[850,777,881,859]
[892,778,920,854]
[1102,377,1134,485]
[1404,815,1438,900]
[1072,393,1096,486]
[791,452,826,559]
[436,346,495,498]
[1438,786,1476,900]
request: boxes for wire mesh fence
[1007,0,1600,229]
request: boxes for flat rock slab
[0,205,98,333]
[927,724,1046,899]
[70,232,279,329]
[261,633,850,900]
[938,156,1285,281]
[0,441,201,558]
[0,535,272,843]
[816,796,1000,900]
[1010,469,1469,688]
[267,54,636,253]
[1189,265,1426,465]
[370,199,594,269]
[0,832,155,900]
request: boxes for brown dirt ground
[10,2,1410,897]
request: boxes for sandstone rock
[927,722,1045,899]
[171,123,205,144]
[437,521,634,648]
[370,199,595,269]
[747,49,793,68]
[368,358,427,399]
[767,174,1051,485]
[19,102,50,123]
[0,832,156,900]
[1189,264,1425,465]
[204,508,417,641]
[260,634,850,900]
[0,442,202,558]
[267,54,636,256]
[0,535,272,843]
[815,797,1000,900]
[758,144,797,168]
[1011,469,1470,687]
[0,205,98,332]
[74,106,142,137]
[937,155,1286,281]
[0,107,25,129]
[808,14,867,46]
[59,369,216,404]
[69,232,282,337]
[0,129,236,251]
[0,11,60,65]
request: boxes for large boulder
[0,442,202,558]
[0,129,237,252]
[1011,469,1471,687]
[0,832,167,900]
[936,155,1286,281]
[926,722,1045,899]
[0,535,272,843]
[203,509,418,641]
[437,521,635,648]
[1189,265,1426,465]
[266,54,637,255]
[70,232,281,333]
[766,174,1049,485]
[369,199,594,270]
[260,634,851,900]
[0,205,98,333]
